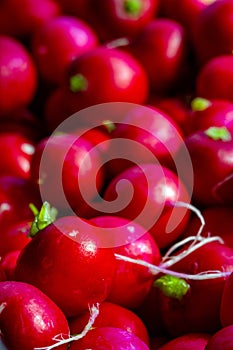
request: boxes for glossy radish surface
[69,326,149,349]
[205,325,233,350]
[158,333,210,350]
[15,215,116,317]
[69,301,150,345]
[0,281,69,350]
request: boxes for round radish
[69,326,149,349]
[15,212,116,317]
[220,272,233,326]
[157,333,210,350]
[205,325,233,350]
[0,281,69,350]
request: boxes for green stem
[154,274,190,301]
[29,202,58,237]
[204,126,232,141]
[124,0,142,16]
[70,74,88,93]
[191,97,211,112]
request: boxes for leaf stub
[154,274,190,300]
[29,201,58,237]
[204,126,232,141]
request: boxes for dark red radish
[0,108,43,142]
[0,36,37,115]
[0,176,41,230]
[88,0,158,40]
[157,333,210,350]
[69,301,150,345]
[150,96,191,134]
[129,18,187,94]
[44,86,70,132]
[186,98,233,135]
[69,326,149,349]
[55,0,89,19]
[0,281,69,350]
[193,0,233,64]
[0,0,60,38]
[180,126,233,206]
[1,250,21,280]
[196,55,233,103]
[156,242,233,336]
[103,163,191,249]
[0,132,35,179]
[90,215,161,309]
[32,16,98,84]
[205,325,233,350]
[0,266,6,282]
[137,282,169,336]
[63,47,149,115]
[158,0,215,39]
[220,272,233,326]
[0,220,31,257]
[30,133,104,213]
[15,213,116,317]
[182,206,233,249]
[107,104,184,177]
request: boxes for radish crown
[29,201,58,237]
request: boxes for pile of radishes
[1,0,233,349]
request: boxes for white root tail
[34,303,100,350]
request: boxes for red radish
[103,163,191,249]
[0,132,35,179]
[156,242,233,336]
[90,215,161,309]
[196,55,233,103]
[137,282,169,336]
[0,220,31,257]
[186,98,233,135]
[205,325,233,350]
[55,0,89,20]
[32,16,98,84]
[0,0,60,38]
[69,301,150,345]
[44,86,70,132]
[0,266,6,282]
[63,47,149,115]
[157,333,210,350]
[0,36,37,115]
[88,0,158,40]
[129,19,187,94]
[1,250,21,280]
[30,133,104,213]
[69,326,149,349]
[15,210,116,317]
[0,108,43,142]
[193,0,233,64]
[180,126,233,206]
[0,176,41,230]
[0,281,69,350]
[158,0,215,39]
[107,104,184,177]
[220,272,233,326]
[150,96,191,134]
[182,206,233,249]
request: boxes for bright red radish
[0,281,69,350]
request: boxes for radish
[154,242,233,335]
[90,215,161,309]
[69,326,150,349]
[180,126,233,206]
[30,133,104,213]
[69,301,150,345]
[220,271,233,326]
[205,325,233,350]
[0,281,69,350]
[157,333,210,350]
[15,204,116,317]
[103,163,191,249]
